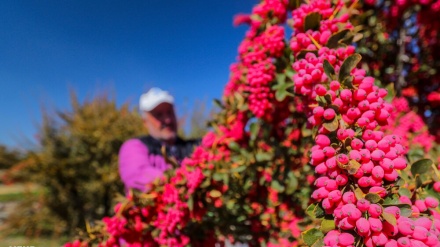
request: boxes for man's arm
[118,139,165,193]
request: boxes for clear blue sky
[0,0,256,148]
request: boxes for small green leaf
[249,122,260,141]
[187,196,194,211]
[271,180,285,193]
[382,211,397,226]
[286,172,299,195]
[339,54,362,82]
[228,141,240,152]
[411,159,433,176]
[302,228,324,246]
[314,203,325,218]
[348,160,361,175]
[232,165,247,173]
[275,88,288,101]
[209,190,222,198]
[320,218,336,233]
[326,29,350,49]
[323,60,336,79]
[304,12,322,31]
[213,99,224,109]
[306,203,325,219]
[383,193,400,205]
[256,152,273,162]
[398,188,411,198]
[400,207,413,217]
[341,76,355,89]
[323,118,339,132]
[365,193,381,203]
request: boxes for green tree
[4,91,146,236]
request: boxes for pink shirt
[118,139,171,193]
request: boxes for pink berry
[433,181,440,192]
[336,174,348,186]
[369,217,383,232]
[385,239,398,247]
[337,154,349,165]
[356,217,371,236]
[365,140,377,151]
[392,157,407,170]
[342,191,357,204]
[424,197,439,208]
[412,226,429,241]
[323,147,336,157]
[368,204,383,218]
[358,176,372,187]
[351,138,364,150]
[415,199,428,212]
[328,190,342,203]
[330,81,340,91]
[323,108,336,120]
[357,198,371,212]
[397,219,415,235]
[314,176,329,187]
[313,106,324,117]
[414,217,433,230]
[340,89,352,101]
[397,237,411,247]
[372,166,385,179]
[372,232,388,246]
[371,150,385,161]
[338,233,355,246]
[339,217,356,230]
[315,134,331,147]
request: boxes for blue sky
[0,0,256,148]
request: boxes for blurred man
[118,87,200,193]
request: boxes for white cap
[139,87,174,112]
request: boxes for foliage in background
[3,91,146,236]
[0,145,22,170]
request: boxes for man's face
[143,103,177,142]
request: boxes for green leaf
[323,60,336,80]
[382,211,397,226]
[400,207,412,217]
[348,160,361,175]
[249,122,260,141]
[209,190,222,198]
[314,203,325,218]
[341,76,355,89]
[275,88,289,101]
[232,165,247,173]
[187,196,194,211]
[311,238,325,247]
[286,172,299,195]
[398,188,411,198]
[304,12,322,31]
[256,152,273,162]
[365,193,381,203]
[213,99,224,109]
[323,118,339,132]
[228,141,241,152]
[213,173,223,181]
[306,203,317,218]
[326,29,350,49]
[320,218,335,233]
[339,54,362,82]
[411,159,433,176]
[271,180,285,193]
[302,228,324,246]
[383,193,400,205]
